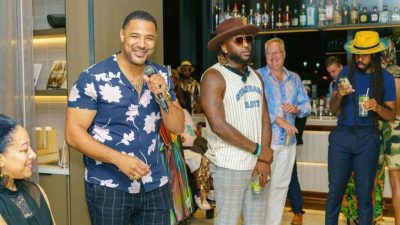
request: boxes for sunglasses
[233,35,254,45]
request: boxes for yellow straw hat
[344,31,389,54]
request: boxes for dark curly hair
[122,10,157,31]
[0,114,18,154]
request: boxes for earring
[224,50,228,53]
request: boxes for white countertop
[38,164,69,175]
[193,114,337,127]
[306,116,337,126]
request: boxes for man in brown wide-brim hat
[200,18,273,225]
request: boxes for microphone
[144,65,170,113]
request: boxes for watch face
[339,77,350,87]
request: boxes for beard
[227,51,250,65]
[356,62,372,73]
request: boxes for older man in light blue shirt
[258,37,311,225]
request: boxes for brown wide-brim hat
[208,18,259,51]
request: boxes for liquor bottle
[333,0,342,25]
[359,7,368,23]
[300,4,307,27]
[241,4,248,25]
[341,0,350,25]
[318,0,326,26]
[379,5,390,23]
[248,8,255,25]
[392,7,400,22]
[325,0,334,25]
[292,8,299,27]
[255,3,262,27]
[307,0,317,27]
[218,2,225,24]
[262,1,270,29]
[276,4,284,28]
[225,3,231,20]
[270,4,276,28]
[370,6,379,23]
[213,2,220,31]
[283,5,291,27]
[350,0,358,24]
[231,3,239,18]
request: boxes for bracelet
[155,93,171,105]
[258,158,273,165]
[252,143,261,157]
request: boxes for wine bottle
[307,0,317,27]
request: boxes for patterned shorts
[381,117,400,170]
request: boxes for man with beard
[258,38,311,225]
[201,18,273,225]
[326,31,396,225]
[65,11,184,225]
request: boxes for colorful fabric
[383,117,400,170]
[258,65,311,146]
[160,124,194,224]
[180,77,200,114]
[68,53,177,193]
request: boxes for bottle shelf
[318,22,400,31]
[35,89,68,96]
[259,27,319,34]
[325,51,347,55]
[256,22,400,35]
[33,28,66,38]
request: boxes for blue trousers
[325,126,380,225]
[288,159,305,214]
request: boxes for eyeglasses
[266,51,283,56]
[233,35,254,45]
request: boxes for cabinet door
[39,174,69,225]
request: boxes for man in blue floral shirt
[65,11,184,225]
[258,37,311,225]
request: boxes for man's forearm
[377,104,396,121]
[161,101,184,134]
[210,121,257,154]
[329,92,343,113]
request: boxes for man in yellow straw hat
[327,30,397,225]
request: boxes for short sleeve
[68,72,98,110]
[383,70,396,102]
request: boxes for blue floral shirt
[68,53,176,193]
[258,66,311,146]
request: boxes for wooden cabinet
[39,172,69,225]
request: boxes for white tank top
[203,63,263,170]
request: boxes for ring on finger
[130,175,141,180]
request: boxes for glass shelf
[35,89,68,96]
[33,28,66,38]
[256,22,400,35]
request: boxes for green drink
[358,94,369,117]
